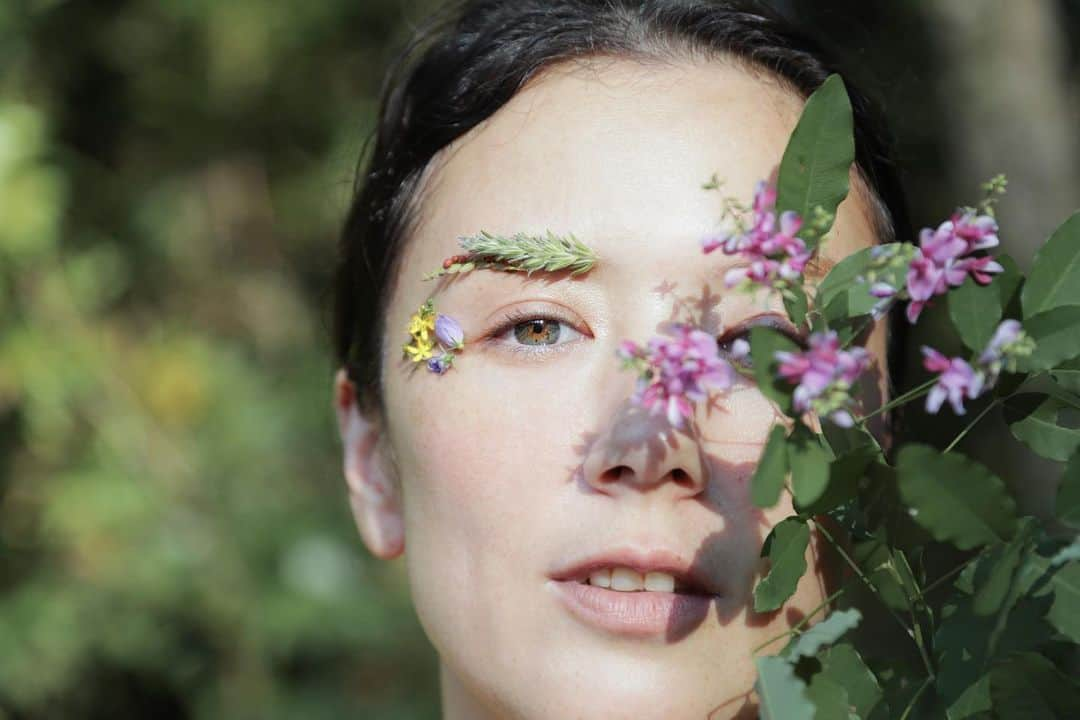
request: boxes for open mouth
[575,567,707,595]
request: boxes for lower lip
[549,580,714,638]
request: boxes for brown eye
[514,318,562,346]
[488,309,585,354]
[717,315,807,368]
[716,329,754,368]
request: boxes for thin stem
[809,520,917,642]
[751,582,852,655]
[898,677,933,720]
[855,378,937,424]
[840,315,877,350]
[909,553,982,604]
[943,398,1001,453]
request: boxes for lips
[546,547,720,638]
[548,547,719,596]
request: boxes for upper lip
[548,546,720,596]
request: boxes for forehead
[400,56,871,302]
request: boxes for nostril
[598,465,633,484]
[670,468,694,487]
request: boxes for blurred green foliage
[1,0,1076,717]
[0,0,440,717]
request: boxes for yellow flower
[409,314,435,343]
[403,337,436,362]
[403,300,439,363]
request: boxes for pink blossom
[978,319,1023,366]
[922,347,984,415]
[774,331,870,426]
[618,323,737,428]
[702,180,812,292]
[904,211,1004,323]
[921,319,1033,415]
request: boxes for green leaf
[796,450,872,516]
[775,74,855,252]
[784,285,809,328]
[1021,211,1080,316]
[1004,394,1080,462]
[1057,450,1080,529]
[896,444,1017,550]
[787,425,830,508]
[948,276,1002,353]
[1051,357,1080,392]
[935,597,993,709]
[750,326,800,416]
[813,244,894,312]
[947,676,991,720]
[1043,562,1080,643]
[1051,537,1080,566]
[755,656,815,720]
[989,652,1080,718]
[805,674,855,720]
[753,425,791,508]
[972,518,1037,617]
[856,542,920,613]
[754,518,811,613]
[1015,305,1080,372]
[782,608,861,660]
[817,644,884,719]
[821,421,882,459]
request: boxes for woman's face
[337,58,887,719]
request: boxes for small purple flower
[869,282,897,298]
[922,347,984,415]
[921,320,1034,414]
[435,314,465,350]
[702,180,812,293]
[774,331,870,424]
[904,211,1004,323]
[618,323,737,429]
[978,319,1023,366]
[427,353,454,375]
[952,210,1000,253]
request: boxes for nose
[581,401,709,499]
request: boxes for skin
[335,56,888,719]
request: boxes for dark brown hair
[333,0,911,416]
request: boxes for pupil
[515,319,560,345]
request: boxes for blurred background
[0,0,1076,718]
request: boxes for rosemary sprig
[423,230,598,281]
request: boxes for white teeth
[644,571,675,592]
[585,567,680,592]
[588,569,611,588]
[610,568,643,591]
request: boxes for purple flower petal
[435,314,465,349]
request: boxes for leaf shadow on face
[567,404,776,640]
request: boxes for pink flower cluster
[774,331,871,427]
[701,180,812,290]
[617,323,738,429]
[921,319,1030,415]
[902,210,1004,323]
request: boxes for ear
[334,369,404,559]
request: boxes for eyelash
[716,315,808,357]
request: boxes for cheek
[387,361,588,563]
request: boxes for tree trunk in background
[926,0,1079,532]
[926,0,1079,266]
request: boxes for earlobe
[334,369,404,559]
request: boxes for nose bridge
[581,398,709,497]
